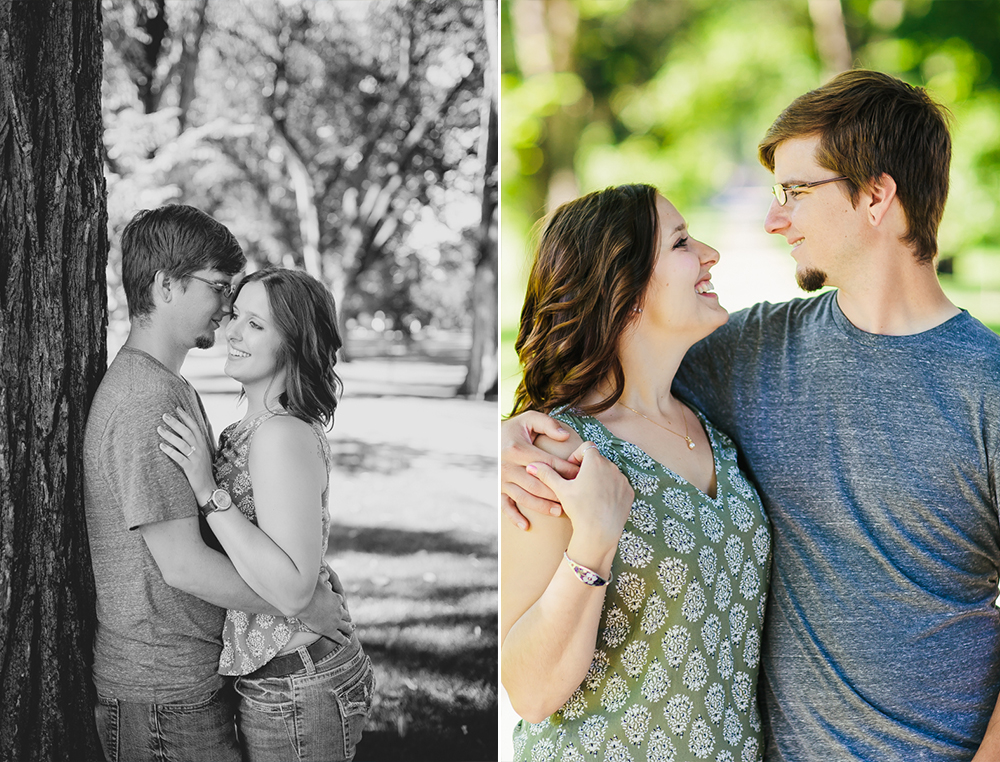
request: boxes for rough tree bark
[0,0,108,760]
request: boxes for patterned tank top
[211,410,333,676]
[512,406,772,762]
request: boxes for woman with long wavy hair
[501,185,772,761]
[157,266,375,761]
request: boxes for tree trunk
[0,1,108,760]
[808,0,852,77]
[273,125,323,280]
[176,0,210,132]
[135,0,169,114]
[458,0,498,399]
[511,0,580,212]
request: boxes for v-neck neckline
[571,405,722,504]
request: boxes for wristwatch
[199,488,233,518]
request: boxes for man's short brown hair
[759,69,951,264]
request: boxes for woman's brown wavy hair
[232,267,343,429]
[510,184,660,418]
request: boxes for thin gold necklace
[617,401,696,450]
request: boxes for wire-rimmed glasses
[771,176,849,206]
[188,274,236,299]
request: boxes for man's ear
[866,173,898,227]
[153,271,173,304]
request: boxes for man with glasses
[501,70,1000,760]
[84,205,351,761]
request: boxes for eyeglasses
[188,274,236,299]
[771,176,849,206]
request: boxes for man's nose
[764,198,788,235]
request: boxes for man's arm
[141,517,353,643]
[500,411,579,530]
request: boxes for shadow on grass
[357,693,496,762]
[346,559,498,760]
[363,638,496,686]
[330,523,496,557]
[329,438,495,475]
[356,623,498,762]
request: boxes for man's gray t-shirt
[84,347,226,703]
[674,290,1000,761]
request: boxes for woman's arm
[159,409,326,616]
[212,415,324,616]
[500,435,634,723]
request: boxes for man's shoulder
[729,291,831,325]
[955,312,1000,347]
[947,313,1000,378]
[94,349,188,407]
[705,292,831,349]
[88,349,195,443]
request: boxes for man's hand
[298,567,354,644]
[501,411,580,530]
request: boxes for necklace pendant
[686,438,696,450]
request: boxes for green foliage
[504,0,1000,234]
[500,0,1000,362]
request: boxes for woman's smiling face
[224,280,286,388]
[636,195,728,340]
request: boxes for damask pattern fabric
[211,411,333,676]
[512,407,772,762]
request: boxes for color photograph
[499,1,1000,760]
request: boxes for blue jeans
[94,684,240,762]
[234,635,376,762]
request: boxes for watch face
[213,489,233,510]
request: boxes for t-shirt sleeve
[99,386,201,530]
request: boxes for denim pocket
[235,675,295,715]
[335,655,375,718]
[334,655,375,759]
[95,695,120,762]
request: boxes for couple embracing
[83,205,374,762]
[501,70,1000,761]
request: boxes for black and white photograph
[0,1,497,760]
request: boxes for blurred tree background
[499,0,1000,415]
[102,0,497,398]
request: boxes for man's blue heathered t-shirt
[674,289,1000,762]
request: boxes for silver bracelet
[563,551,612,587]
